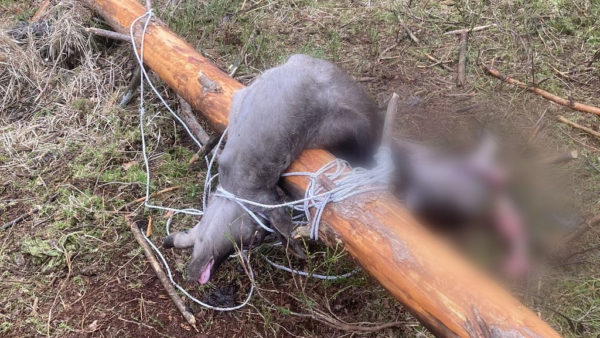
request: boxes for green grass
[1,0,599,336]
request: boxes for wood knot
[198,71,222,96]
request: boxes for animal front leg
[267,206,306,259]
[258,188,306,259]
[163,221,200,249]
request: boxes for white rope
[130,10,254,312]
[215,144,394,240]
[127,9,392,312]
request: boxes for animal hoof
[289,239,307,260]
[163,235,175,248]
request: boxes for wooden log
[85,1,560,336]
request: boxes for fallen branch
[424,53,452,71]
[119,66,142,107]
[177,96,210,144]
[397,16,419,44]
[1,208,38,231]
[457,32,468,86]
[1,193,58,231]
[557,115,600,139]
[127,216,197,328]
[85,27,129,42]
[188,133,220,165]
[443,24,496,36]
[483,65,600,116]
[176,96,222,165]
[587,48,600,67]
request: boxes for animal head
[163,196,263,284]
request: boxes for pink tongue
[198,260,214,284]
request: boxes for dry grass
[0,0,599,336]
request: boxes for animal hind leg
[312,112,378,166]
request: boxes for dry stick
[127,217,197,328]
[397,16,419,44]
[188,134,220,165]
[557,115,600,139]
[527,107,549,144]
[229,29,256,77]
[30,0,51,22]
[1,193,58,231]
[443,24,496,36]
[1,208,38,231]
[457,32,468,87]
[424,53,452,71]
[176,96,221,165]
[177,96,210,144]
[85,27,130,41]
[541,150,578,164]
[483,65,600,116]
[587,48,600,67]
[118,185,182,211]
[119,66,142,107]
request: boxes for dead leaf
[146,216,153,237]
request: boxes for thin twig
[397,16,419,44]
[483,65,600,116]
[527,108,549,144]
[557,116,600,139]
[1,193,58,231]
[1,208,37,231]
[119,66,142,107]
[177,95,221,165]
[145,0,152,11]
[188,133,220,165]
[424,53,452,71]
[457,32,468,87]
[177,96,210,144]
[229,29,256,77]
[127,217,197,328]
[85,27,129,42]
[118,185,182,211]
[587,48,600,67]
[443,24,496,36]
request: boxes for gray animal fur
[164,54,382,283]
